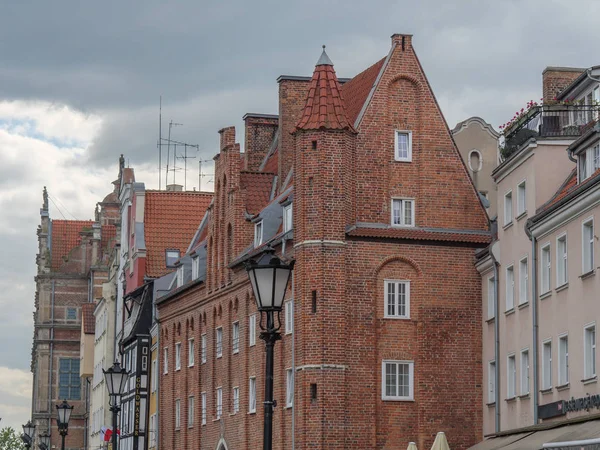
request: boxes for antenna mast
[158,96,162,190]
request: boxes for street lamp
[56,400,73,450]
[38,432,51,450]
[103,361,129,450]
[245,248,294,450]
[21,421,35,449]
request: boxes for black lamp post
[38,431,51,450]
[56,400,73,450]
[103,361,129,450]
[21,421,35,449]
[245,248,294,450]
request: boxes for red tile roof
[144,191,213,278]
[341,57,385,126]
[347,227,491,244]
[82,303,95,334]
[51,220,94,270]
[101,225,117,251]
[537,168,600,214]
[296,60,355,132]
[240,172,275,215]
[262,148,279,174]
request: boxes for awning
[470,419,600,450]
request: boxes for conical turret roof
[296,47,355,132]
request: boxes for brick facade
[542,67,584,100]
[157,34,489,450]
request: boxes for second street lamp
[245,248,294,450]
[103,361,129,450]
[56,400,73,450]
[38,431,51,450]
[22,421,35,449]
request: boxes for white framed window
[216,387,223,419]
[166,249,180,268]
[580,151,588,181]
[149,413,157,447]
[152,358,158,392]
[394,130,413,162]
[541,244,551,294]
[188,338,195,367]
[520,349,530,395]
[557,234,568,287]
[286,368,294,407]
[504,190,513,225]
[283,203,293,233]
[201,334,207,364]
[583,218,595,274]
[201,392,207,425]
[249,377,256,413]
[507,354,516,399]
[487,276,496,320]
[254,221,263,247]
[233,386,240,413]
[285,301,294,334]
[381,360,414,401]
[192,257,200,280]
[505,265,514,311]
[175,342,181,370]
[249,314,256,347]
[188,396,194,427]
[542,340,552,390]
[488,361,496,403]
[580,145,600,182]
[558,334,569,386]
[519,257,528,305]
[391,198,415,227]
[384,280,410,319]
[176,265,184,288]
[163,348,168,374]
[584,324,596,379]
[216,327,223,358]
[232,322,240,354]
[175,399,181,429]
[517,180,527,216]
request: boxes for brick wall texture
[157,33,488,450]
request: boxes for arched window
[468,149,483,172]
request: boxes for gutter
[525,221,539,424]
[49,280,55,433]
[489,242,500,433]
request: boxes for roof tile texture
[347,227,491,244]
[340,57,385,125]
[51,220,93,270]
[537,168,600,214]
[144,191,213,278]
[240,172,275,215]
[296,63,355,132]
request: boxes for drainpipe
[85,377,91,450]
[568,148,576,163]
[291,270,295,450]
[489,243,501,433]
[526,223,539,424]
[156,320,160,450]
[49,280,55,432]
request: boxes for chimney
[391,33,413,51]
[166,184,183,192]
[243,113,278,171]
[277,76,312,186]
[542,67,585,100]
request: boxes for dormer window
[166,250,180,268]
[192,256,199,280]
[579,144,600,182]
[176,265,184,288]
[391,199,414,227]
[283,203,293,233]
[254,220,263,247]
[395,131,412,162]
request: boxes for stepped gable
[340,57,385,126]
[51,220,94,270]
[296,47,355,132]
[144,191,213,278]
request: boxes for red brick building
[156,34,490,450]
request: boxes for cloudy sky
[0,0,597,430]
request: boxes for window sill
[486,317,496,324]
[247,411,256,415]
[216,355,222,359]
[503,221,514,230]
[285,405,293,409]
[518,302,529,310]
[232,351,239,355]
[516,211,528,221]
[555,283,569,293]
[505,308,515,316]
[486,402,496,407]
[580,270,596,280]
[540,388,553,395]
[188,425,194,429]
[518,393,530,399]
[175,428,181,432]
[582,376,597,385]
[175,367,181,372]
[505,396,517,403]
[213,417,222,422]
[393,158,413,163]
[229,412,238,416]
[382,397,415,402]
[540,291,552,300]
[390,224,416,229]
[383,316,411,320]
[188,364,195,368]
[556,383,570,391]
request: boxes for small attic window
[176,265,185,288]
[192,256,200,280]
[283,203,293,233]
[166,250,180,268]
[254,221,264,248]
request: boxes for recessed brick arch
[373,255,423,278]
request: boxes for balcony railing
[502,104,600,159]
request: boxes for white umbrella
[430,432,450,450]
[407,442,418,450]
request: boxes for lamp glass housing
[103,361,129,396]
[56,400,73,426]
[246,253,293,312]
[22,421,35,439]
